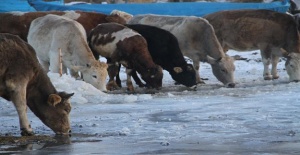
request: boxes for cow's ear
[205,55,217,65]
[281,48,290,58]
[63,93,74,100]
[48,94,62,107]
[173,67,183,73]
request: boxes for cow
[128,15,236,88]
[88,23,163,92]
[0,33,74,136]
[124,24,197,89]
[28,14,108,92]
[0,10,127,42]
[203,9,300,82]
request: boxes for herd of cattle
[0,6,300,136]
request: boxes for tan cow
[0,33,74,136]
[129,15,236,88]
[28,14,108,92]
[0,10,127,42]
[204,9,300,82]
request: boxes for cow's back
[0,33,39,87]
[204,9,299,52]
[0,12,66,41]
[28,14,87,61]
[0,11,125,42]
[129,15,224,58]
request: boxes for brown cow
[88,23,163,92]
[0,33,74,136]
[204,9,300,82]
[0,10,126,42]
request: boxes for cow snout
[226,83,235,88]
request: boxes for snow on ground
[1,50,300,154]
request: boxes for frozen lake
[1,50,300,154]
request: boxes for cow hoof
[174,81,180,85]
[21,130,34,136]
[264,76,272,80]
[272,75,279,79]
[137,83,146,88]
[197,80,206,84]
[106,81,120,91]
[126,86,135,92]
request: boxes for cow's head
[73,61,108,92]
[171,64,197,88]
[285,52,300,82]
[109,10,133,24]
[38,92,74,135]
[141,65,163,89]
[206,55,236,88]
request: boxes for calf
[128,15,236,88]
[88,23,163,92]
[0,10,126,42]
[0,33,74,136]
[204,9,300,81]
[125,24,197,88]
[28,14,108,92]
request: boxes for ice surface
[1,50,300,154]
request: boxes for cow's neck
[204,39,225,59]
[26,68,57,110]
[131,50,156,72]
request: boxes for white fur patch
[10,11,26,16]
[110,10,133,22]
[93,28,140,58]
[62,11,81,20]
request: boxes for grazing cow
[204,9,300,82]
[0,10,127,42]
[128,15,236,88]
[28,14,108,92]
[124,24,197,88]
[88,23,163,92]
[0,33,74,136]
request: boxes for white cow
[129,14,236,88]
[28,14,108,91]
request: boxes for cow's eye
[64,108,71,113]
[92,75,97,78]
[221,69,226,73]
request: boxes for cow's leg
[49,50,60,73]
[261,48,272,80]
[193,59,205,84]
[8,82,34,136]
[132,70,145,87]
[126,68,135,92]
[271,53,280,79]
[115,64,122,87]
[106,63,119,91]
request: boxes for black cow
[117,24,197,88]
